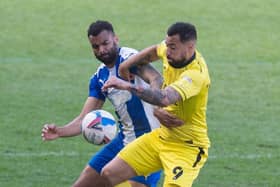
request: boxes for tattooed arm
[135,64,163,89]
[102,76,184,127]
[102,76,182,107]
[119,45,159,80]
[129,84,181,107]
[103,44,181,106]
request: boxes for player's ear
[114,35,119,44]
[188,40,195,50]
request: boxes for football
[81,109,117,145]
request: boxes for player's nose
[99,45,107,54]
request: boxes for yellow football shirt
[156,42,211,148]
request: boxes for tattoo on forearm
[130,85,181,107]
[131,86,166,106]
[154,76,164,89]
[139,54,153,64]
[165,87,181,104]
[136,65,163,89]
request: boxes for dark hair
[167,22,197,42]
[87,20,114,37]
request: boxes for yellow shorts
[118,129,208,187]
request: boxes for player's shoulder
[119,47,138,60]
[90,63,108,80]
[195,50,206,63]
[96,63,107,74]
[156,40,167,57]
[183,51,210,82]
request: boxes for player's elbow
[158,99,170,107]
[151,76,163,89]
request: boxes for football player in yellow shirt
[101,22,211,187]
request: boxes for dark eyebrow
[91,44,98,48]
[102,40,110,44]
[91,39,110,48]
[166,43,176,48]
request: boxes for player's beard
[96,43,118,66]
[167,58,187,68]
[167,52,195,68]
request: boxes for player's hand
[102,76,131,91]
[154,108,184,128]
[41,124,60,141]
[118,63,131,81]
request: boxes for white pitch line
[1,151,278,160]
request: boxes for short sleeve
[88,75,106,101]
[169,70,204,101]
[156,40,166,58]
